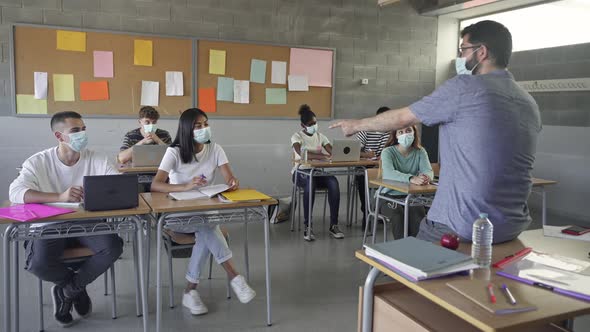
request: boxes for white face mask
[305,124,318,135]
[143,124,157,133]
[63,131,88,152]
[193,127,211,144]
[397,133,414,149]
[455,46,482,75]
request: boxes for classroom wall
[0,0,438,200]
[509,43,590,222]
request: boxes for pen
[487,283,496,303]
[200,174,207,180]
[502,284,517,305]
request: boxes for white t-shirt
[290,130,331,173]
[9,147,118,204]
[158,143,229,185]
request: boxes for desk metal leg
[290,174,298,232]
[404,194,412,238]
[308,169,314,233]
[12,239,19,332]
[130,216,149,332]
[156,214,166,332]
[541,187,547,227]
[362,267,380,332]
[264,209,272,326]
[346,171,352,226]
[244,208,250,282]
[146,215,152,288]
[3,224,15,332]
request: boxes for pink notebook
[0,204,75,222]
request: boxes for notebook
[497,251,590,302]
[447,280,537,315]
[364,237,478,281]
[220,189,272,202]
[0,204,75,222]
[168,184,230,201]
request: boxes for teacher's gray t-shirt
[410,70,541,243]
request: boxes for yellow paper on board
[16,94,47,114]
[134,39,153,66]
[209,49,226,75]
[56,30,86,52]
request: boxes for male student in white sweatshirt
[9,111,123,327]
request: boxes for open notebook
[447,280,537,315]
[168,184,230,201]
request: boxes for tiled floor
[0,199,588,331]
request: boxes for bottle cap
[479,213,488,219]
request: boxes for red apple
[440,233,460,250]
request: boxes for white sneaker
[182,290,208,315]
[230,275,256,304]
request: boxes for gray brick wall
[510,42,590,127]
[0,0,438,119]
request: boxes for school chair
[289,183,329,232]
[362,167,390,245]
[162,226,234,308]
[36,239,142,332]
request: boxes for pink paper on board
[0,204,75,222]
[93,51,114,78]
[289,48,333,87]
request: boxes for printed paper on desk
[288,75,309,91]
[141,80,159,106]
[93,51,114,78]
[233,80,250,104]
[166,71,184,96]
[271,61,287,84]
[289,48,333,87]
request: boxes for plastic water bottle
[302,147,308,162]
[471,213,494,267]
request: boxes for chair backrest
[364,168,381,214]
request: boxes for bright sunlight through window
[460,0,590,52]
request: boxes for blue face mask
[64,131,88,152]
[397,133,414,148]
[455,47,482,75]
[143,124,157,133]
[305,124,318,135]
[193,127,211,144]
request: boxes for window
[460,0,590,52]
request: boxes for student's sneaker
[51,285,75,327]
[73,288,92,318]
[329,225,345,239]
[303,226,315,241]
[230,275,256,304]
[182,290,208,315]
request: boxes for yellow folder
[221,189,271,202]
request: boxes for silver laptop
[131,145,168,167]
[331,140,361,162]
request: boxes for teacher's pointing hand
[329,119,362,137]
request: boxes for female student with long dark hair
[151,108,255,316]
[291,104,344,241]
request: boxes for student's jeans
[379,198,426,240]
[25,234,123,298]
[184,225,232,284]
[293,170,340,227]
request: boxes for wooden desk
[367,178,557,242]
[1,197,150,332]
[358,229,590,332]
[141,192,277,332]
[292,159,379,231]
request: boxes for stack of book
[364,237,479,282]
